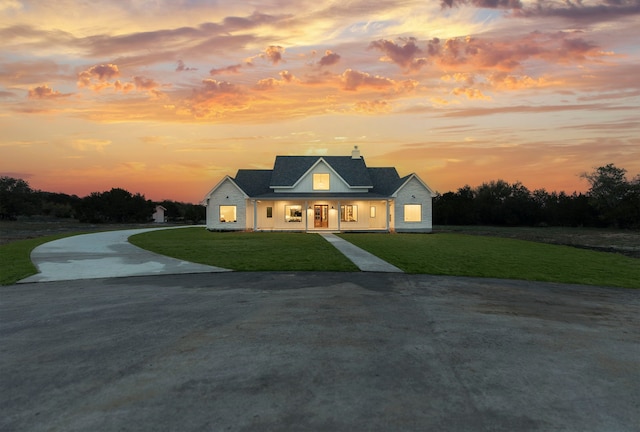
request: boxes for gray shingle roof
[270,156,372,187]
[233,170,273,196]
[367,167,402,195]
[232,157,407,198]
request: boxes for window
[266,206,273,218]
[285,205,302,222]
[404,204,421,222]
[219,205,236,223]
[370,206,376,218]
[313,173,330,190]
[340,205,358,222]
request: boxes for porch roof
[248,192,392,200]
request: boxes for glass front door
[314,205,329,228]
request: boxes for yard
[1,219,638,288]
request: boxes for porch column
[337,201,341,231]
[386,199,390,231]
[304,200,308,231]
[253,200,257,231]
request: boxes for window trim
[404,204,422,222]
[284,204,303,222]
[340,204,358,222]
[219,205,237,223]
[313,173,330,191]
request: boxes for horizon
[1,1,639,203]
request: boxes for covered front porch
[247,198,393,232]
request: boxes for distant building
[204,147,433,232]
[152,205,167,223]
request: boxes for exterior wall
[393,177,433,233]
[205,179,247,231]
[368,200,390,230]
[273,161,368,194]
[250,199,390,231]
[152,207,165,223]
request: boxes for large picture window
[285,205,302,222]
[313,173,330,190]
[404,204,421,222]
[219,205,236,223]
[340,205,358,222]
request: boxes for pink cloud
[77,64,120,87]
[209,64,243,75]
[369,37,428,71]
[318,50,341,67]
[176,60,197,72]
[264,45,285,64]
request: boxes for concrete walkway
[18,228,402,283]
[19,227,231,283]
[319,233,403,273]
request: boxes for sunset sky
[1,0,639,203]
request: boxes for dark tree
[0,177,38,219]
[582,164,640,228]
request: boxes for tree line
[1,163,638,228]
[433,164,640,229]
[0,178,205,224]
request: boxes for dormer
[270,152,373,194]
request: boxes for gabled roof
[270,156,372,187]
[392,173,435,196]
[367,167,402,195]
[203,175,248,201]
[206,153,431,200]
[234,170,273,196]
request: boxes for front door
[314,205,328,228]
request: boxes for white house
[204,147,433,233]
[152,205,166,223]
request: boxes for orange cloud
[452,87,491,100]
[341,69,395,91]
[425,32,606,72]
[353,100,392,114]
[27,85,71,99]
[185,79,248,118]
[77,64,120,87]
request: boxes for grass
[129,228,359,272]
[3,226,638,288]
[339,233,640,288]
[0,233,85,285]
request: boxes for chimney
[351,145,361,159]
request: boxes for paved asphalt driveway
[1,230,639,431]
[2,272,639,431]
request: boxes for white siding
[205,179,247,230]
[394,176,433,232]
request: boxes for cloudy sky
[1,0,639,202]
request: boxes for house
[204,147,433,233]
[152,205,167,223]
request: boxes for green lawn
[3,228,638,288]
[129,229,359,272]
[0,233,85,285]
[339,233,640,288]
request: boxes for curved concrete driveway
[19,227,230,283]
